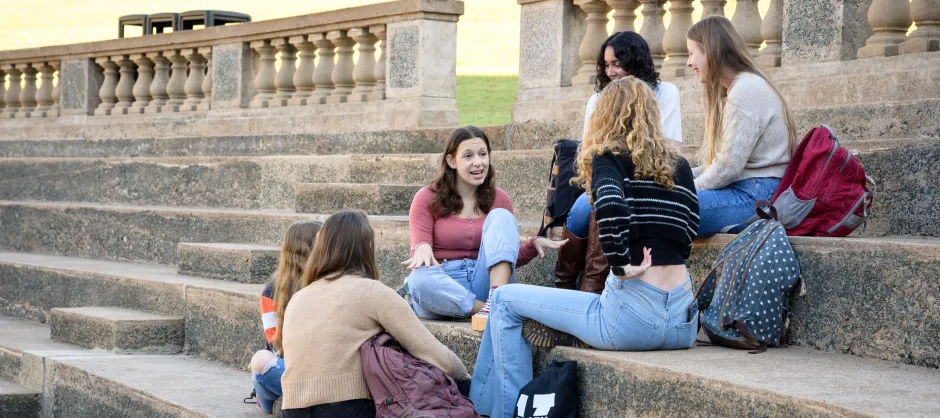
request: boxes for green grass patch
[456,75,517,127]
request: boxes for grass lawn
[456,75,518,127]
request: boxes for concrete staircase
[1,53,939,417]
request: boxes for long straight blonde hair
[271,221,321,352]
[687,16,797,169]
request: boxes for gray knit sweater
[693,72,792,190]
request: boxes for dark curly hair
[429,126,496,219]
[595,31,660,93]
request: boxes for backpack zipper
[827,193,868,233]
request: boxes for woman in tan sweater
[280,210,470,417]
[686,16,798,237]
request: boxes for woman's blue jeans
[252,356,284,414]
[565,192,593,239]
[469,273,697,418]
[697,177,781,237]
[407,208,522,319]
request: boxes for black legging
[281,399,375,418]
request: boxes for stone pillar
[182,49,206,111]
[731,0,763,57]
[900,0,940,54]
[0,69,6,114]
[198,47,213,110]
[311,33,336,105]
[858,0,912,58]
[211,42,254,109]
[15,64,38,118]
[249,40,277,108]
[385,18,459,127]
[662,0,694,77]
[326,30,356,104]
[35,62,56,117]
[130,54,153,114]
[146,52,170,114]
[758,0,784,68]
[288,35,316,106]
[3,66,21,118]
[59,59,98,116]
[349,27,378,102]
[271,38,298,107]
[49,61,60,117]
[607,0,640,33]
[517,0,580,91]
[93,58,118,116]
[370,24,387,101]
[572,0,611,85]
[639,0,667,69]
[783,0,875,64]
[165,50,188,112]
[113,55,136,115]
[701,0,727,17]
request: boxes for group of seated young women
[247,16,798,418]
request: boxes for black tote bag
[512,360,578,418]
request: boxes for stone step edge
[49,307,185,353]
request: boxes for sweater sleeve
[583,93,599,138]
[591,154,632,267]
[260,283,277,345]
[657,82,683,143]
[408,187,435,256]
[369,282,470,380]
[693,100,763,190]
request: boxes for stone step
[295,183,422,215]
[423,321,940,417]
[49,307,184,354]
[0,377,40,418]
[178,242,281,284]
[0,316,259,417]
[1,231,938,369]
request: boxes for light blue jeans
[252,356,284,414]
[407,208,522,319]
[697,177,781,238]
[469,273,697,418]
[566,192,593,239]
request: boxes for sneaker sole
[522,319,591,348]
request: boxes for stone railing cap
[0,0,464,64]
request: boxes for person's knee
[483,208,518,229]
[251,350,277,374]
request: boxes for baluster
[249,40,277,108]
[731,0,763,57]
[288,35,316,106]
[271,38,298,107]
[199,47,213,110]
[311,33,336,105]
[34,62,55,117]
[858,0,913,57]
[701,0,726,17]
[182,49,206,111]
[3,66,22,118]
[662,0,695,77]
[370,24,387,101]
[901,0,940,54]
[165,50,188,112]
[130,54,153,114]
[327,30,355,103]
[113,55,136,115]
[757,0,784,68]
[349,27,378,102]
[607,0,640,33]
[15,64,37,118]
[0,69,6,115]
[146,52,170,114]
[93,58,118,116]
[639,0,667,69]
[573,0,611,85]
[50,62,60,117]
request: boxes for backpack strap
[537,141,564,237]
[728,320,767,354]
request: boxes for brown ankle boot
[581,212,610,294]
[552,227,586,290]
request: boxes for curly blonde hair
[572,76,677,201]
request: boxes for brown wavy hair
[572,76,678,200]
[428,126,496,218]
[302,210,380,286]
[271,220,321,352]
[688,16,797,169]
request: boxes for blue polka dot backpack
[695,201,805,353]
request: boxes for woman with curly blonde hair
[469,77,700,418]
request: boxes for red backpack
[771,126,875,237]
[360,332,480,418]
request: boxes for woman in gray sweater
[686,16,798,237]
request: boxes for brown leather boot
[552,227,586,290]
[581,212,610,294]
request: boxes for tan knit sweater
[280,275,470,409]
[694,72,792,190]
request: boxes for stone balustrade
[0,0,463,129]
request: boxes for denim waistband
[607,274,693,307]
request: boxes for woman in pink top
[401,126,566,331]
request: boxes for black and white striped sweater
[591,152,699,267]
